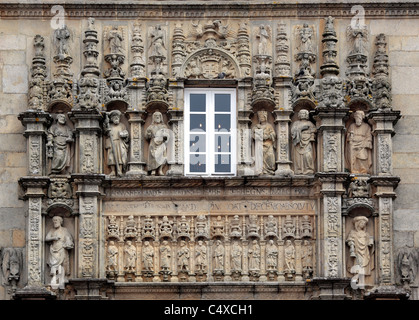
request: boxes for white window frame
[184,88,237,176]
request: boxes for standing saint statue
[47,114,73,174]
[150,25,165,57]
[256,25,270,55]
[253,110,276,175]
[284,240,296,273]
[107,25,123,54]
[104,110,129,177]
[160,240,172,271]
[248,240,261,271]
[345,110,372,174]
[195,240,207,273]
[231,241,242,272]
[266,239,278,270]
[142,241,154,272]
[291,109,317,174]
[45,216,74,289]
[145,111,169,176]
[346,216,374,276]
[299,23,313,53]
[177,240,190,272]
[124,240,136,272]
[106,241,118,272]
[213,240,225,271]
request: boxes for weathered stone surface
[2,65,28,94]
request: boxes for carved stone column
[125,110,147,175]
[73,174,105,279]
[166,89,184,176]
[273,109,293,176]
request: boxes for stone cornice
[1,2,419,19]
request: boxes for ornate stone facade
[0,0,416,301]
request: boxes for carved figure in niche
[396,247,418,287]
[213,240,225,271]
[104,110,129,177]
[124,240,136,272]
[231,241,242,271]
[0,248,22,290]
[177,240,190,272]
[142,241,154,271]
[106,241,118,272]
[146,111,169,176]
[124,215,137,238]
[265,215,278,238]
[291,109,316,175]
[346,216,374,276]
[266,240,278,270]
[47,114,73,174]
[106,26,124,54]
[160,240,171,271]
[284,240,296,273]
[150,25,166,57]
[345,110,372,174]
[45,216,74,289]
[253,110,276,175]
[299,23,313,53]
[54,25,70,58]
[248,240,261,271]
[195,240,207,272]
[256,25,271,55]
[302,240,313,278]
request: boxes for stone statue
[107,26,124,54]
[256,25,270,55]
[47,114,73,174]
[104,110,129,176]
[146,111,169,176]
[195,240,207,272]
[299,23,313,53]
[54,25,71,58]
[346,216,374,276]
[345,110,372,174]
[177,240,190,272]
[248,240,261,271]
[160,240,171,271]
[231,241,242,271]
[142,241,154,272]
[45,216,74,289]
[266,240,278,270]
[291,109,316,175]
[106,241,118,272]
[284,240,296,273]
[0,248,22,290]
[150,25,165,57]
[124,240,136,272]
[213,240,224,271]
[253,110,276,175]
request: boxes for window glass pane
[189,134,206,153]
[214,134,231,153]
[214,154,231,173]
[190,114,206,132]
[190,94,206,112]
[190,154,206,173]
[215,94,231,112]
[214,114,231,132]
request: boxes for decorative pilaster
[125,110,147,175]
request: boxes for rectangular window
[185,89,236,176]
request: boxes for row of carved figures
[45,107,373,177]
[106,214,314,242]
[105,237,314,282]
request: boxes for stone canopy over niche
[13,1,409,300]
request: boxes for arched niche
[102,103,130,177]
[143,108,170,176]
[290,98,316,123]
[180,47,242,80]
[48,100,72,114]
[43,208,76,288]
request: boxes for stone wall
[0,1,418,300]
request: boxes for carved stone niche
[103,108,130,177]
[143,108,171,176]
[249,108,277,176]
[43,211,75,291]
[344,109,373,175]
[46,114,75,176]
[344,210,376,289]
